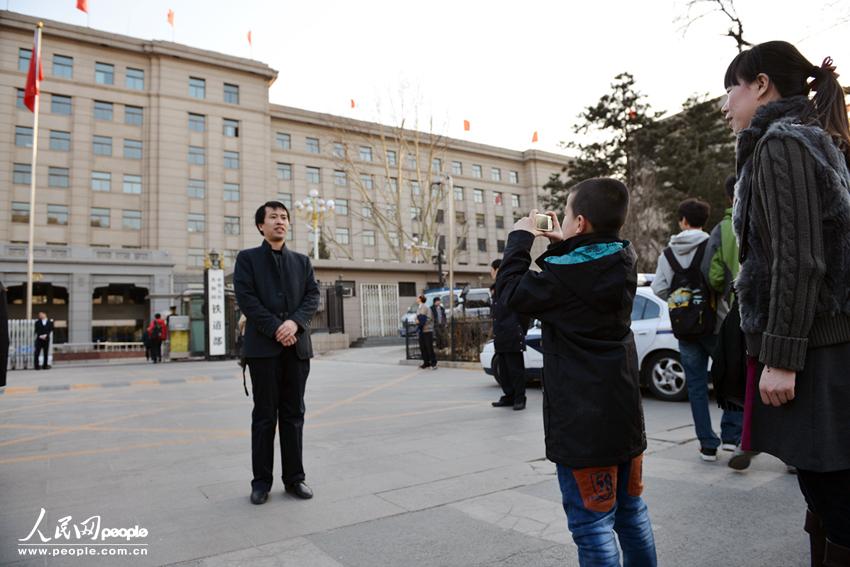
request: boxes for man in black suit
[34,311,54,370]
[234,201,320,505]
[431,297,448,349]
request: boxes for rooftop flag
[247,30,252,47]
[76,0,88,13]
[531,131,538,143]
[350,99,356,109]
[167,9,174,26]
[463,120,470,131]
[24,25,43,112]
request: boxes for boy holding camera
[496,178,656,566]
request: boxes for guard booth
[178,285,239,358]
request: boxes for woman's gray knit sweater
[733,96,850,371]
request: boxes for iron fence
[311,282,345,334]
[404,315,493,363]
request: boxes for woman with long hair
[722,41,850,565]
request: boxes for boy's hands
[512,210,565,244]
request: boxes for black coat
[234,240,320,360]
[0,281,8,388]
[497,231,646,468]
[491,288,527,353]
[35,319,53,343]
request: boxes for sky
[10,0,850,155]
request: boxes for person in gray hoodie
[652,198,743,462]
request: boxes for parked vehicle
[399,287,491,336]
[479,287,687,401]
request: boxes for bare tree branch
[675,0,752,53]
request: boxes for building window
[95,62,114,85]
[188,112,205,132]
[94,100,113,121]
[497,239,505,252]
[386,150,397,166]
[476,213,486,228]
[452,161,463,176]
[478,238,487,252]
[51,94,72,115]
[189,77,206,98]
[455,211,467,225]
[50,130,71,151]
[48,167,70,188]
[398,282,417,296]
[473,189,484,203]
[457,237,467,251]
[224,216,240,235]
[306,137,320,153]
[93,135,112,156]
[223,183,240,201]
[306,166,320,184]
[16,88,25,109]
[187,179,205,199]
[276,132,290,149]
[436,209,445,223]
[491,167,502,182]
[389,232,399,247]
[187,213,206,233]
[277,163,292,180]
[335,228,350,244]
[359,146,373,161]
[12,202,30,223]
[331,142,345,158]
[123,210,142,230]
[47,204,69,225]
[277,192,292,209]
[334,170,348,186]
[361,205,372,219]
[125,105,143,126]
[360,174,373,190]
[406,153,417,169]
[223,151,240,169]
[13,163,31,184]
[335,198,348,215]
[494,191,503,205]
[496,215,504,229]
[431,157,442,173]
[53,54,73,78]
[410,206,421,221]
[472,164,482,178]
[454,186,464,201]
[90,207,110,228]
[511,194,520,208]
[18,48,31,72]
[123,174,142,194]
[223,118,239,137]
[188,146,205,165]
[15,126,33,147]
[387,177,398,192]
[410,180,421,195]
[91,171,111,192]
[223,83,239,104]
[124,139,143,160]
[509,170,519,184]
[363,230,376,246]
[125,67,144,89]
[187,248,205,268]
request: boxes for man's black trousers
[34,339,49,369]
[418,332,437,367]
[496,351,526,402]
[150,340,162,363]
[247,347,309,492]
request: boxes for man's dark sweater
[733,96,850,371]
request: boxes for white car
[480,287,687,401]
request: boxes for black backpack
[663,241,716,341]
[151,321,162,340]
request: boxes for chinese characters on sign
[206,268,226,356]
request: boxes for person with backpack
[147,313,168,363]
[652,198,742,462]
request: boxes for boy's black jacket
[496,230,647,468]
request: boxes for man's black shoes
[285,481,313,499]
[492,397,514,407]
[513,399,526,411]
[250,489,268,505]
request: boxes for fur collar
[736,96,811,172]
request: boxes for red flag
[76,0,88,13]
[463,120,470,131]
[531,131,538,143]
[167,9,174,26]
[350,99,356,109]
[247,30,252,46]
[24,26,43,113]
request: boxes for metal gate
[6,319,53,370]
[359,283,399,337]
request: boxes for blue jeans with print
[556,457,657,567]
[679,336,743,450]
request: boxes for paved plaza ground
[1,346,807,566]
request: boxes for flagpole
[25,22,44,321]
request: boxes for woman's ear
[755,73,772,98]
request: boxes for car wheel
[491,353,501,385]
[642,351,688,402]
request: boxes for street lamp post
[294,189,335,261]
[403,236,433,264]
[430,174,455,312]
